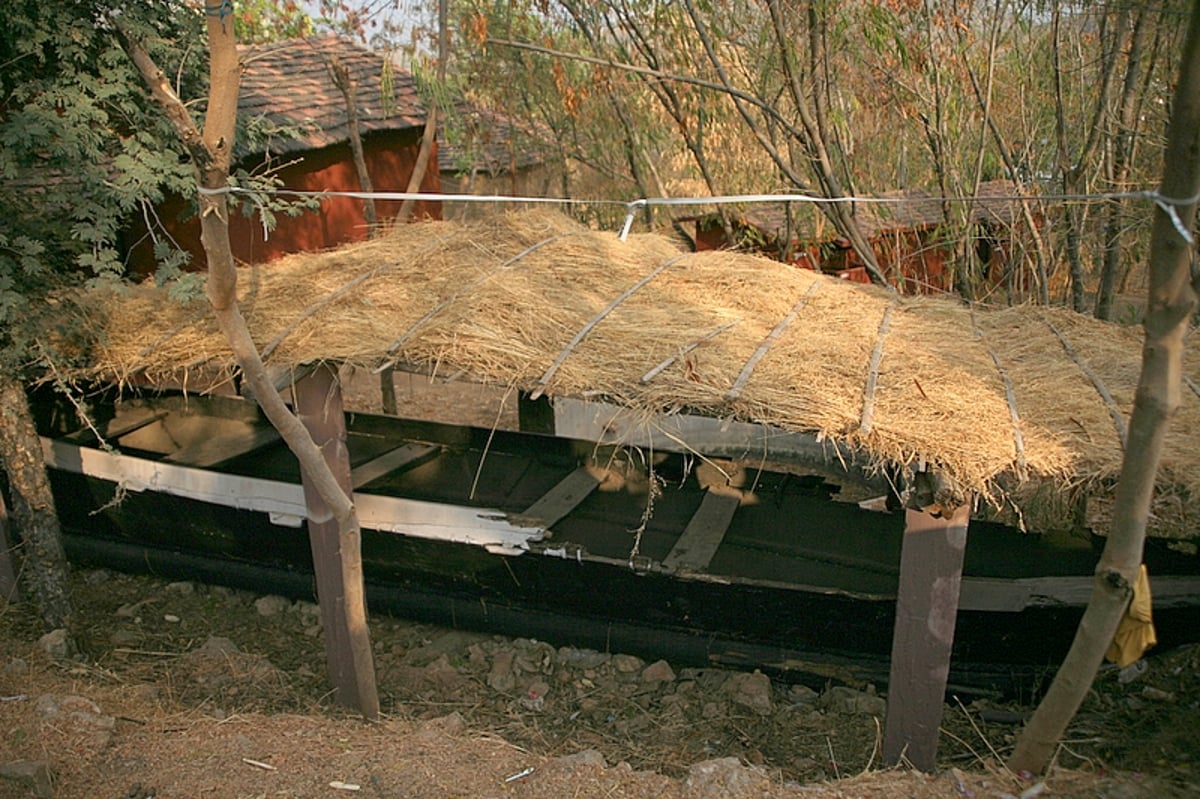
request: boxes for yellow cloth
[1105,564,1158,668]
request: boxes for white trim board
[41,438,543,556]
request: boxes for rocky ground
[2,567,1199,798]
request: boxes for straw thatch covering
[75,211,1199,538]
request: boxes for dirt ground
[3,570,1199,799]
[2,372,1198,798]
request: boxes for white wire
[196,184,1200,243]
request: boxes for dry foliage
[70,210,1200,537]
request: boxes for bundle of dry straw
[77,210,1200,538]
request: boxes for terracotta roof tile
[436,103,556,176]
[735,180,1032,243]
[238,36,552,174]
[239,36,426,155]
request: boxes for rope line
[195,184,1200,242]
[970,306,1028,476]
[725,281,820,402]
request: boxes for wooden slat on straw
[641,321,739,384]
[1186,374,1200,400]
[377,233,573,371]
[1043,316,1128,449]
[859,298,898,436]
[137,321,191,359]
[262,235,453,361]
[725,281,820,401]
[971,306,1028,474]
[530,254,687,400]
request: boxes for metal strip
[41,437,544,555]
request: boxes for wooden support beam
[663,489,741,574]
[350,443,440,489]
[883,499,971,771]
[61,408,168,446]
[511,465,604,530]
[162,425,282,468]
[293,363,378,716]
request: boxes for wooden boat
[35,386,1200,694]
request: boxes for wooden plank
[62,408,168,445]
[663,489,741,574]
[960,573,1200,612]
[510,466,604,530]
[294,364,379,718]
[162,425,282,468]
[553,398,889,493]
[530,254,686,400]
[350,443,440,489]
[40,437,545,552]
[883,501,971,771]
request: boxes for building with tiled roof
[692,180,1042,298]
[127,36,443,273]
[237,35,427,155]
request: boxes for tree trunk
[1096,9,1150,321]
[1008,0,1200,773]
[0,372,73,630]
[328,55,378,231]
[0,487,20,603]
[397,0,448,225]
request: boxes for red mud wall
[125,129,441,277]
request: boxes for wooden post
[882,499,971,770]
[293,364,378,715]
[518,391,555,434]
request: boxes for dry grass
[68,210,1200,537]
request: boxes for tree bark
[0,372,73,630]
[1008,0,1200,773]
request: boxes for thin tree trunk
[397,0,447,224]
[958,12,1052,304]
[120,14,379,719]
[1096,8,1150,321]
[758,0,888,286]
[1053,5,1124,310]
[328,55,378,231]
[1008,0,1200,772]
[0,372,72,631]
